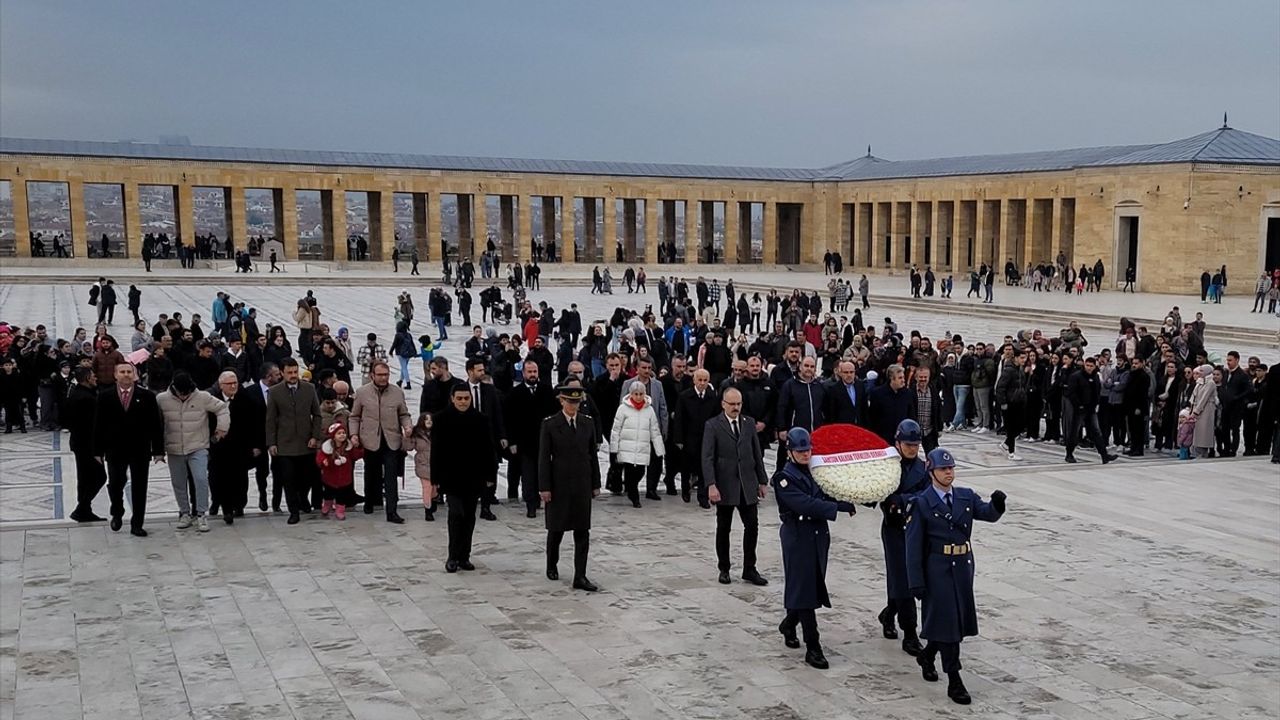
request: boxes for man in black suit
[823,360,865,426]
[66,368,106,522]
[209,370,265,523]
[673,369,720,507]
[93,362,164,536]
[431,384,498,573]
[464,357,507,520]
[539,386,602,591]
[505,362,558,517]
[246,362,282,511]
[701,387,770,586]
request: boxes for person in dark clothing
[431,384,498,572]
[1122,356,1152,456]
[673,370,720,506]
[1063,357,1118,464]
[93,362,164,536]
[1219,351,1252,457]
[590,353,627,493]
[66,368,106,521]
[127,285,143,325]
[867,365,911,444]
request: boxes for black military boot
[901,629,922,656]
[804,646,829,670]
[876,607,898,639]
[778,621,800,649]
[947,671,971,704]
[917,653,939,682]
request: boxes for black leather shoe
[572,576,599,592]
[947,673,971,704]
[918,655,939,682]
[272,505,282,513]
[70,510,105,523]
[1102,453,1119,464]
[387,514,405,524]
[224,514,234,525]
[804,648,829,669]
[718,571,731,584]
[480,510,497,521]
[287,513,300,525]
[526,509,537,519]
[877,607,898,639]
[458,560,475,571]
[1064,454,1078,464]
[901,635,922,656]
[665,488,678,496]
[681,489,691,503]
[547,567,559,581]
[698,500,711,509]
[208,506,220,517]
[644,492,662,501]
[259,495,268,512]
[110,516,122,532]
[363,505,376,515]
[424,509,435,522]
[630,499,642,508]
[445,560,459,573]
[742,570,769,586]
[130,528,148,537]
[779,622,800,649]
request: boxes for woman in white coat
[610,380,666,508]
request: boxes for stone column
[602,197,616,263]
[945,201,960,271]
[762,202,778,265]
[499,195,515,262]
[974,200,989,268]
[514,194,530,263]
[888,202,904,269]
[998,199,1016,273]
[122,181,141,260]
[929,201,942,269]
[723,201,739,264]
[1048,197,1061,263]
[428,193,443,263]
[11,180,30,258]
[644,197,659,265]
[739,202,754,263]
[684,199,697,263]
[911,201,926,268]
[622,199,638,262]
[279,185,299,260]
[176,184,195,255]
[68,178,88,259]
[228,185,248,254]
[561,196,576,263]
[370,190,393,261]
[473,194,488,258]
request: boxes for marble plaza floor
[1,455,1278,720]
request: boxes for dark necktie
[731,419,739,438]
[945,492,952,510]
[569,417,576,431]
[472,384,481,412]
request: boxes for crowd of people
[0,267,1276,696]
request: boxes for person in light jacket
[1188,364,1219,458]
[610,380,667,508]
[156,371,229,532]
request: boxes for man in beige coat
[157,371,229,532]
[350,361,413,523]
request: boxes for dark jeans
[781,608,820,650]
[1002,403,1024,453]
[73,449,107,516]
[921,640,962,673]
[1064,405,1109,458]
[1108,404,1127,446]
[447,493,479,562]
[547,529,590,578]
[623,463,646,504]
[1222,409,1243,456]
[272,454,315,514]
[646,448,665,496]
[106,454,150,529]
[1044,396,1062,441]
[1024,396,1042,439]
[362,441,402,517]
[1127,412,1148,455]
[715,500,759,572]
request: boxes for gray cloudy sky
[2,1,1277,168]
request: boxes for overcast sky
[2,1,1277,168]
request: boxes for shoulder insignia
[780,478,788,488]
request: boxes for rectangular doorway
[1266,217,1280,272]
[1117,215,1139,288]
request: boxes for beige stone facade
[2,134,1278,293]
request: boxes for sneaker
[176,513,192,529]
[196,515,210,532]
[1008,452,1023,461]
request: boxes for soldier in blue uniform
[905,447,1006,704]
[876,419,931,656]
[772,427,858,669]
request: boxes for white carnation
[812,457,900,504]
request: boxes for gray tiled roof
[2,127,1276,183]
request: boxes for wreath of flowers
[809,424,901,504]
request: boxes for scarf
[628,396,646,411]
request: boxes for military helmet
[926,447,956,470]
[894,419,923,444]
[785,427,812,452]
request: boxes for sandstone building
[2,124,1277,292]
